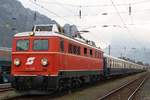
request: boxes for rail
[0,83,13,92]
[98,73,148,100]
[127,74,148,100]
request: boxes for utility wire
[30,0,150,28]
[29,0,75,24]
[122,1,134,26]
[29,0,102,28]
[39,0,150,7]
[109,0,128,29]
[54,0,77,16]
[109,0,136,52]
[109,0,146,52]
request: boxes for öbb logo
[26,57,35,65]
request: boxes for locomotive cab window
[33,39,48,51]
[16,40,29,51]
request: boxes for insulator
[79,10,81,19]
[129,4,131,15]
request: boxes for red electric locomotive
[11,24,103,91]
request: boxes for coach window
[90,49,93,56]
[60,39,64,52]
[16,40,29,51]
[84,47,87,55]
[33,39,48,51]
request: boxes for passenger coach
[103,54,146,77]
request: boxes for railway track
[0,87,13,92]
[98,73,148,100]
[0,83,13,92]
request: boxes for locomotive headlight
[14,58,21,66]
[29,32,34,36]
[41,58,48,66]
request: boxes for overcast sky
[18,0,150,48]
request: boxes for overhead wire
[38,0,150,7]
[109,0,147,59]
[108,0,139,56]
[29,0,75,24]
[29,0,97,28]
[31,0,148,43]
[29,0,102,29]
[122,0,134,26]
[109,0,128,29]
[23,0,149,61]
[31,0,150,29]
[30,0,150,29]
[54,0,78,17]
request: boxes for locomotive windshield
[33,39,48,51]
[16,40,29,51]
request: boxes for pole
[108,45,111,55]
